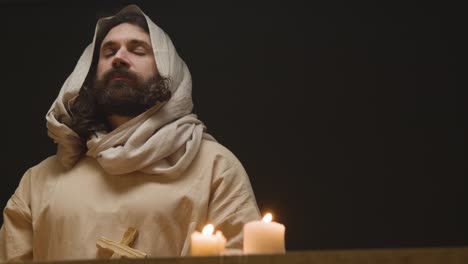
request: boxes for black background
[0,0,465,251]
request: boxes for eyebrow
[101,39,152,50]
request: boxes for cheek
[138,59,158,79]
[96,62,107,80]
[147,59,159,77]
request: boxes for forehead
[100,22,151,47]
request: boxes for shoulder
[30,155,98,175]
[31,155,61,169]
[10,155,66,207]
[27,155,99,187]
[17,155,65,189]
[29,155,67,178]
[15,156,96,205]
[197,140,244,169]
[192,139,249,181]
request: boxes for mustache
[101,66,138,84]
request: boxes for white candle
[243,213,286,254]
[191,224,226,256]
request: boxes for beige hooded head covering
[46,5,214,175]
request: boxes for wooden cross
[96,227,147,259]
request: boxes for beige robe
[0,140,260,261]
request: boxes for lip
[110,73,132,81]
[112,76,129,80]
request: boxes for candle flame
[263,213,273,223]
[202,224,214,236]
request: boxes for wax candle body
[243,220,285,254]
[191,230,226,256]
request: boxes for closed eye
[132,47,147,55]
[103,48,117,57]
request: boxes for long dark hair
[68,11,170,143]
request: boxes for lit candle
[191,224,226,256]
[243,213,286,254]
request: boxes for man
[0,5,260,261]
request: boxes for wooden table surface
[15,246,468,264]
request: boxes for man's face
[91,22,170,117]
[97,22,157,82]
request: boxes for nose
[112,49,130,68]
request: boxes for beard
[91,66,171,117]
